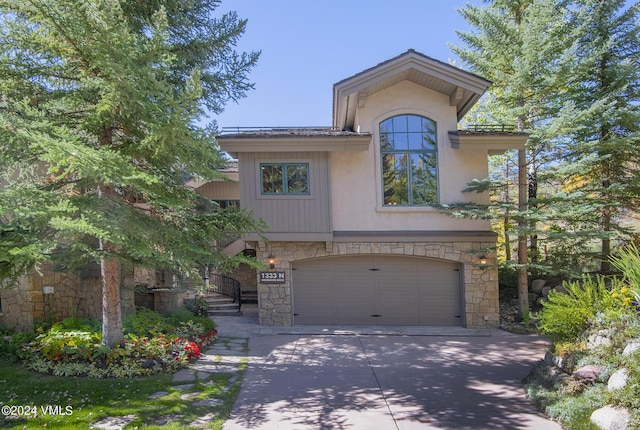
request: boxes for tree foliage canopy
[0,0,262,285]
[451,0,640,277]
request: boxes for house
[211,50,527,328]
[0,50,526,332]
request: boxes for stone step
[208,310,243,317]
[208,303,240,311]
[205,296,235,304]
[241,291,258,304]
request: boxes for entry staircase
[204,237,257,317]
[203,273,257,317]
[204,273,242,316]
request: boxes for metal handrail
[461,124,517,132]
[206,273,242,309]
[220,126,339,134]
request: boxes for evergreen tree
[550,0,640,273]
[0,0,262,346]
[451,0,640,285]
[452,0,570,315]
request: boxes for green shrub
[123,306,175,337]
[0,329,35,362]
[498,264,518,296]
[183,295,209,317]
[538,275,617,341]
[545,384,606,430]
[54,315,102,332]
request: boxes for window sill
[376,205,440,213]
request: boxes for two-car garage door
[292,255,462,326]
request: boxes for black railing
[207,273,241,309]
[220,126,339,134]
[462,124,518,132]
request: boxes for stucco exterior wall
[330,81,491,232]
[254,240,498,329]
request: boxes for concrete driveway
[220,321,561,430]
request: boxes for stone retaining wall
[0,265,138,332]
[253,240,498,329]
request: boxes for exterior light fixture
[267,253,276,270]
[478,254,488,265]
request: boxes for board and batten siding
[196,180,239,201]
[239,152,331,233]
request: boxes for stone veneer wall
[0,265,138,332]
[0,276,32,331]
[254,241,498,329]
[231,263,257,293]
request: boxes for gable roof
[332,49,491,130]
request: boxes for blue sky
[214,0,485,129]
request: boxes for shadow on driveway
[222,332,561,430]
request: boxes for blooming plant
[610,286,640,313]
[23,308,218,378]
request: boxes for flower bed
[20,309,218,378]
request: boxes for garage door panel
[292,261,334,324]
[334,257,375,324]
[417,263,461,326]
[293,255,461,326]
[375,257,419,325]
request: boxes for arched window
[379,114,438,206]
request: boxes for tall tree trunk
[98,125,123,347]
[100,239,123,347]
[528,163,538,264]
[517,148,529,317]
[598,56,612,274]
[504,158,512,261]
[601,166,612,273]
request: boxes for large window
[261,163,309,195]
[380,114,438,206]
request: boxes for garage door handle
[370,314,382,317]
[368,268,380,271]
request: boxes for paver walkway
[91,337,247,430]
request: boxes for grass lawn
[0,359,245,429]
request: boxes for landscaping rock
[152,414,184,426]
[590,405,630,430]
[541,286,552,297]
[553,284,568,294]
[607,368,628,392]
[544,351,567,372]
[531,279,547,294]
[587,330,613,349]
[549,366,570,385]
[190,412,218,428]
[180,392,202,400]
[91,414,137,430]
[192,398,224,407]
[572,365,603,384]
[622,341,640,356]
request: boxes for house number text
[259,271,286,283]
